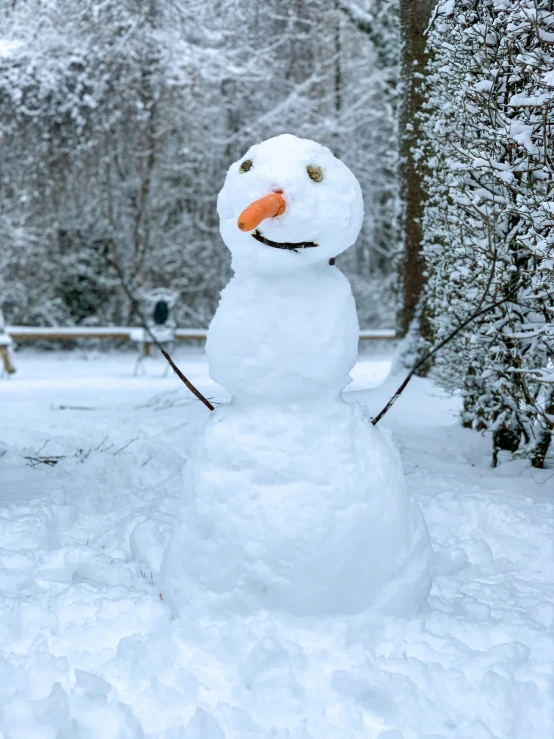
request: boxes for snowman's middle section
[206,265,359,403]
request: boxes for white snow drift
[2,351,553,738]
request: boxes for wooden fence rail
[7,326,397,342]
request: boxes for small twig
[57,405,99,411]
[24,455,65,467]
[113,437,139,456]
[372,296,511,426]
[36,439,49,455]
[93,435,109,452]
[161,349,215,411]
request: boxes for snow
[510,121,539,155]
[161,398,431,617]
[206,266,360,401]
[508,92,550,107]
[0,40,22,58]
[1,349,554,737]
[474,80,493,92]
[438,0,456,15]
[162,135,431,618]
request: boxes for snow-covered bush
[422,0,554,466]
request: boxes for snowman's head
[217,134,364,275]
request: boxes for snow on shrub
[422,0,554,467]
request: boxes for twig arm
[161,349,215,411]
[372,297,509,426]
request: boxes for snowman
[160,134,432,617]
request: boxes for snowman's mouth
[252,229,318,253]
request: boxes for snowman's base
[160,399,432,617]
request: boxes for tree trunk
[397,0,436,340]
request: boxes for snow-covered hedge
[422,0,554,466]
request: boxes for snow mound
[1,352,554,737]
[161,400,432,616]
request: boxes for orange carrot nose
[237,192,286,231]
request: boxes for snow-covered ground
[1,348,553,738]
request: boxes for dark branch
[372,296,512,426]
[161,349,215,411]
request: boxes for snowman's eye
[239,159,253,174]
[307,165,323,182]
